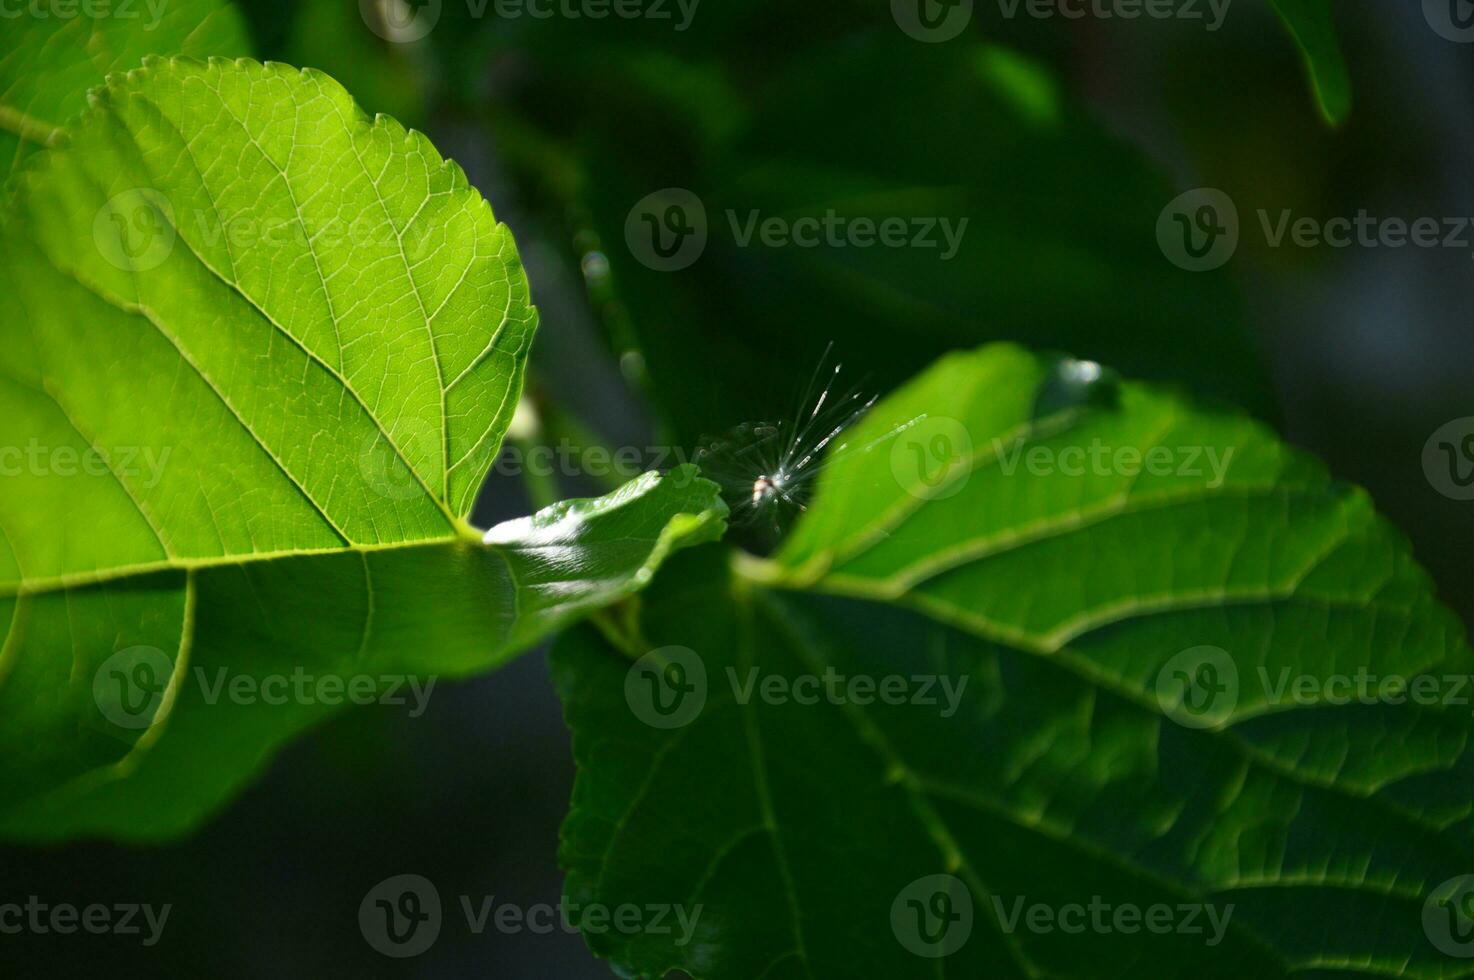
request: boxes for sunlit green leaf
[0,57,727,840]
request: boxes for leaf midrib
[0,534,480,600]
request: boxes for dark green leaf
[555,344,1472,979]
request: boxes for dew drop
[1032,356,1119,419]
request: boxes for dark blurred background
[4,1,1472,976]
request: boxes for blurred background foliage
[5,2,1472,976]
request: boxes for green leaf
[0,57,727,841]
[554,345,1472,978]
[1270,0,1352,126]
[0,0,250,184]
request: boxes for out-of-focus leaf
[1269,0,1352,125]
[281,0,426,123]
[0,0,250,183]
[498,33,1274,443]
